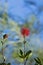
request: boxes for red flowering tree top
[21,27,30,36]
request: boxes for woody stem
[24,36,25,55]
[24,36,26,65]
[1,41,5,63]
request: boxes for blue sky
[0,0,43,20]
[0,0,43,24]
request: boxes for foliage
[19,49,32,59]
[0,34,11,65]
[0,63,11,65]
[34,57,42,65]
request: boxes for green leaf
[25,50,32,57]
[12,52,19,58]
[25,56,28,61]
[34,58,39,64]
[7,63,11,65]
[36,57,42,65]
[35,63,38,65]
[0,63,11,65]
[19,49,24,58]
[0,63,6,65]
[16,57,24,63]
[20,49,23,56]
[34,57,42,65]
[19,55,24,58]
[37,57,41,63]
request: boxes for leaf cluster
[19,49,32,60]
[34,57,42,65]
[0,63,11,65]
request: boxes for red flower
[3,34,8,39]
[21,27,30,36]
